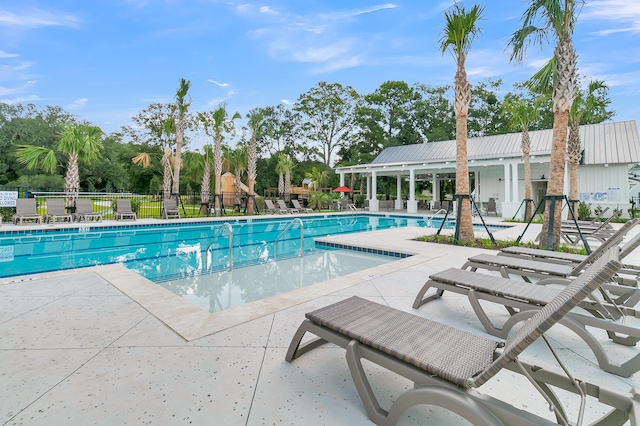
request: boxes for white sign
[0,191,18,207]
[608,187,621,202]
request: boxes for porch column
[395,175,402,210]
[407,169,417,213]
[503,164,511,203]
[366,175,371,199]
[370,171,379,211]
[339,173,345,187]
[433,175,439,201]
[511,162,519,202]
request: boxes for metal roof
[369,120,639,166]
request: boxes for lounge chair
[413,250,640,377]
[114,199,137,221]
[12,198,43,225]
[286,249,636,425]
[562,207,610,227]
[44,198,72,223]
[277,199,297,213]
[74,199,103,222]
[264,199,287,214]
[161,199,180,219]
[460,231,640,307]
[291,199,313,213]
[557,211,621,245]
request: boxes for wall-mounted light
[498,178,503,182]
[541,174,546,180]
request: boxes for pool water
[0,214,424,280]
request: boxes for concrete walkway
[2,219,639,425]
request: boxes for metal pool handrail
[205,222,234,271]
[274,218,303,259]
[423,209,448,227]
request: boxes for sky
[1,0,640,151]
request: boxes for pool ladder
[274,218,304,259]
[204,222,234,271]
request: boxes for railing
[423,209,448,227]
[274,218,303,259]
[204,222,234,271]
[346,203,358,212]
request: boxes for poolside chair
[485,197,498,216]
[413,249,640,377]
[264,199,287,214]
[12,198,43,225]
[291,199,313,213]
[286,249,636,426]
[500,218,638,266]
[459,231,640,308]
[557,211,621,246]
[562,207,610,227]
[114,199,137,221]
[276,200,299,213]
[44,198,73,223]
[161,199,180,219]
[74,199,103,222]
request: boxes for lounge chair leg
[412,282,443,309]
[285,319,329,361]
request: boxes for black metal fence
[0,188,276,220]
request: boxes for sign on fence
[0,191,18,207]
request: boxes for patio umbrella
[332,185,353,193]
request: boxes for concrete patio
[2,218,640,425]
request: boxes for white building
[335,120,640,218]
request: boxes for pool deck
[2,215,640,425]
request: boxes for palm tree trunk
[247,134,257,215]
[162,148,172,199]
[65,153,79,206]
[201,162,211,204]
[453,58,474,242]
[172,117,184,196]
[567,119,581,216]
[285,171,291,201]
[214,134,223,209]
[540,109,570,248]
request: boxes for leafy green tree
[509,0,580,249]
[413,84,456,142]
[260,104,302,157]
[468,79,510,137]
[16,123,103,203]
[439,2,485,243]
[224,146,248,206]
[294,82,359,167]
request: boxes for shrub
[578,202,592,220]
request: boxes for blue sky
[1,1,640,150]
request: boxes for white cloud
[582,0,640,34]
[0,80,35,96]
[0,50,18,58]
[0,6,80,29]
[259,6,279,16]
[0,94,40,104]
[281,99,292,105]
[66,97,88,110]
[207,79,230,87]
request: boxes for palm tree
[199,144,214,204]
[172,78,191,197]
[567,80,611,215]
[439,2,484,242]
[16,123,103,205]
[305,166,329,193]
[275,153,287,198]
[508,0,580,249]
[502,94,544,222]
[132,118,176,198]
[246,108,266,214]
[275,153,294,200]
[198,103,241,210]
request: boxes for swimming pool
[0,214,429,280]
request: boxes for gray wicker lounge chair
[287,249,636,426]
[44,198,72,223]
[291,199,313,213]
[73,199,102,222]
[413,253,640,377]
[12,198,42,225]
[558,211,621,245]
[161,199,180,219]
[500,219,638,266]
[114,199,137,221]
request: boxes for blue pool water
[0,214,507,281]
[0,214,424,280]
